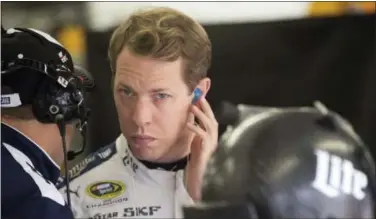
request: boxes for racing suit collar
[139,155,189,172]
[115,134,194,217]
[116,135,184,180]
[1,122,61,184]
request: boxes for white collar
[115,134,183,179]
[2,122,61,170]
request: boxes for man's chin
[129,144,160,161]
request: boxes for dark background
[84,14,376,158]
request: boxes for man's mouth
[130,135,156,147]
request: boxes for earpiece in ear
[192,88,202,104]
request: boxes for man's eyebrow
[149,88,170,93]
[117,83,134,91]
[117,84,170,93]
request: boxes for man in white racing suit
[57,6,219,219]
[56,135,194,218]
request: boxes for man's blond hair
[108,7,212,91]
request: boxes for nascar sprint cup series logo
[86,180,126,199]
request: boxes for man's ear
[196,77,211,98]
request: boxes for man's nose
[131,99,152,127]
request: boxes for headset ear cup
[32,78,59,123]
[32,84,51,123]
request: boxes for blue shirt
[1,122,74,219]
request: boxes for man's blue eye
[122,89,133,96]
[155,93,170,100]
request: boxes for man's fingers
[187,112,195,124]
[187,122,207,140]
[191,105,211,131]
[199,97,216,120]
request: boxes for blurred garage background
[1,2,375,167]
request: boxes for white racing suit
[56,135,194,219]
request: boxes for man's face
[113,48,194,162]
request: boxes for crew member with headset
[184,102,375,219]
[1,26,93,219]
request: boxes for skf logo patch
[1,97,10,105]
[123,206,161,217]
[86,181,125,200]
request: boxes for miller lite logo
[311,149,368,200]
